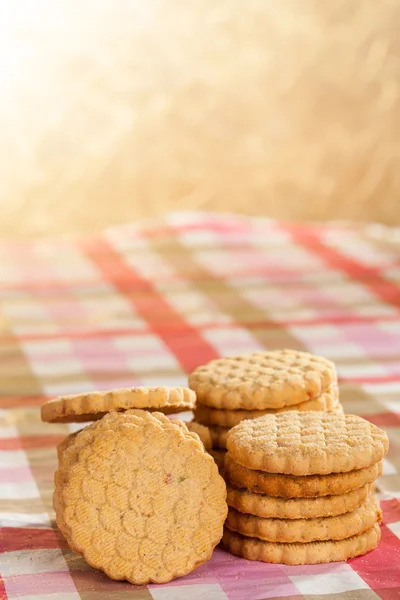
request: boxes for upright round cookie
[41,386,196,423]
[55,410,227,584]
[189,350,336,409]
[226,411,389,475]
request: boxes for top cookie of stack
[190,349,342,452]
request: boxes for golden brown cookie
[226,482,374,519]
[209,424,230,449]
[226,412,389,475]
[208,449,226,471]
[222,523,381,564]
[55,410,227,584]
[189,350,336,409]
[194,386,339,427]
[186,422,212,450]
[226,495,381,543]
[224,454,384,497]
[57,431,79,462]
[42,386,196,423]
[55,411,182,542]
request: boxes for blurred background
[0,0,399,237]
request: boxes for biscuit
[194,386,340,427]
[222,523,381,564]
[186,422,212,450]
[209,424,230,449]
[226,412,389,475]
[55,411,183,543]
[57,431,79,462]
[55,410,227,584]
[226,482,374,519]
[208,449,226,471]
[226,495,381,543]
[42,386,196,423]
[189,350,336,409]
[224,454,384,497]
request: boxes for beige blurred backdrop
[0,0,399,237]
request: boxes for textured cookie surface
[54,410,227,584]
[224,454,384,497]
[222,524,381,564]
[42,386,196,423]
[225,495,381,543]
[189,350,336,409]
[195,386,339,427]
[226,482,374,519]
[226,412,389,475]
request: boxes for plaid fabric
[1,211,400,600]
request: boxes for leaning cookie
[41,386,196,423]
[55,410,227,584]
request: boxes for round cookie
[226,482,374,519]
[224,454,384,498]
[222,524,381,564]
[55,411,188,542]
[42,386,196,423]
[194,386,340,427]
[226,495,381,543]
[226,411,389,475]
[189,350,336,409]
[55,410,227,584]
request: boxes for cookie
[194,386,340,427]
[55,411,183,541]
[55,410,227,584]
[208,449,226,471]
[57,431,79,462]
[222,523,381,564]
[186,422,212,450]
[209,424,230,449]
[42,386,196,423]
[226,495,381,543]
[189,350,336,409]
[226,482,374,519]
[224,454,384,497]
[226,412,389,475]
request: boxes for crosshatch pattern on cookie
[189,350,337,409]
[226,411,389,475]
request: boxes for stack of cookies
[223,411,389,564]
[41,387,226,584]
[190,350,343,462]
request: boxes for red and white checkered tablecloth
[1,212,399,600]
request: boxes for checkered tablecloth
[1,212,400,600]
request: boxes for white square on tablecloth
[150,583,228,600]
[290,569,370,595]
